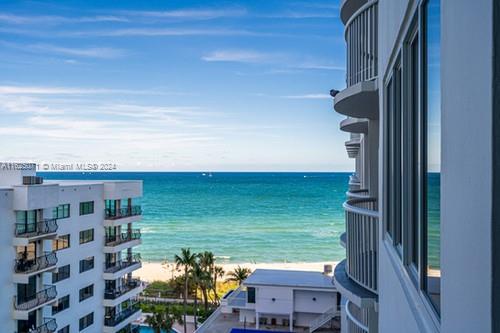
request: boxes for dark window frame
[53,204,70,219]
[79,284,94,302]
[79,229,94,244]
[52,264,71,283]
[79,312,94,331]
[79,256,94,273]
[79,201,94,216]
[52,295,70,315]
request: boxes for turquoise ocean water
[41,172,349,263]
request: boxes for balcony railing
[105,206,142,220]
[104,302,141,327]
[15,251,58,274]
[104,279,141,299]
[348,174,361,190]
[346,188,369,199]
[105,230,142,247]
[22,176,43,185]
[345,0,378,87]
[345,300,369,333]
[344,197,379,293]
[14,285,57,311]
[104,254,141,274]
[15,219,58,237]
[32,318,58,333]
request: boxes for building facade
[333,0,499,332]
[0,165,143,333]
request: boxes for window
[79,284,94,302]
[79,229,94,244]
[58,326,70,333]
[79,201,94,215]
[79,256,94,273]
[52,295,70,315]
[247,287,255,303]
[52,264,70,283]
[384,0,441,317]
[79,312,94,331]
[53,204,70,219]
[53,234,70,251]
[423,0,441,315]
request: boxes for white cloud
[121,8,247,20]
[201,50,277,63]
[25,44,127,59]
[0,13,128,25]
[0,85,181,96]
[281,94,331,100]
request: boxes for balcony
[340,117,369,134]
[104,302,141,330]
[345,138,361,158]
[340,0,369,24]
[13,285,57,319]
[345,300,370,333]
[346,189,369,199]
[31,318,58,333]
[14,219,58,245]
[104,230,142,253]
[14,252,58,280]
[104,279,143,306]
[344,197,379,293]
[103,254,142,280]
[104,206,142,227]
[334,0,379,119]
[348,175,361,191]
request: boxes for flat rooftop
[243,269,336,290]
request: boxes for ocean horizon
[41,172,350,264]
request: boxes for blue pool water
[139,326,176,333]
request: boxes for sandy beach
[137,261,338,282]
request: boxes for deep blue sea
[40,172,349,264]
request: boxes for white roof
[244,269,336,290]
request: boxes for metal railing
[14,285,57,311]
[346,189,369,199]
[15,219,58,237]
[105,206,142,219]
[104,254,141,273]
[105,230,141,246]
[348,175,361,191]
[344,197,379,293]
[345,300,369,333]
[104,302,140,327]
[345,0,378,87]
[104,279,141,299]
[14,251,58,274]
[32,318,58,333]
[309,305,341,332]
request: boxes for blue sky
[0,0,352,171]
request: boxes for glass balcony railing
[14,251,58,274]
[104,254,141,274]
[104,279,142,299]
[104,302,140,327]
[105,230,141,247]
[14,285,57,311]
[15,219,58,237]
[105,206,142,220]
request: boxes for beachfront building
[332,0,498,332]
[210,268,339,332]
[0,164,143,333]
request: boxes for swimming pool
[138,326,177,333]
[230,329,290,333]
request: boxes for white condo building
[0,165,143,333]
[333,0,499,332]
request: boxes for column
[256,312,259,330]
[289,313,293,332]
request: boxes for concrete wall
[53,183,106,333]
[441,0,492,332]
[0,189,16,333]
[293,289,336,313]
[255,285,293,315]
[103,181,142,200]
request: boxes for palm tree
[226,266,252,285]
[212,265,225,304]
[190,260,205,330]
[146,308,174,333]
[175,248,197,333]
[198,251,215,311]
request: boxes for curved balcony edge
[340,117,369,134]
[340,0,373,25]
[334,80,379,119]
[340,232,347,249]
[333,259,377,309]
